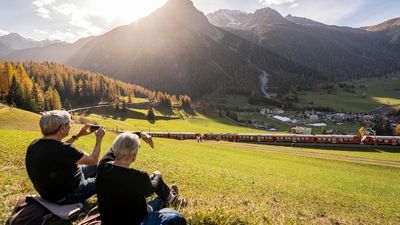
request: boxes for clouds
[32,0,55,19]
[259,0,299,11]
[31,0,108,41]
[0,29,9,36]
[0,0,397,42]
[29,0,169,42]
[259,0,295,5]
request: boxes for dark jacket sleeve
[143,172,156,197]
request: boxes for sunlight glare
[89,0,168,24]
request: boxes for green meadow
[74,106,264,134]
[297,74,400,112]
[1,106,400,224]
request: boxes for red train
[148,132,400,146]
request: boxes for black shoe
[170,184,179,196]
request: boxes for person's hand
[76,124,92,137]
[140,132,154,149]
[95,127,106,141]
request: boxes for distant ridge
[207,8,400,79]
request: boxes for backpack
[77,206,102,225]
[6,196,53,225]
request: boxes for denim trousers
[59,165,97,204]
[140,207,186,225]
[142,176,186,224]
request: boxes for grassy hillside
[0,105,41,131]
[297,74,400,112]
[75,106,265,134]
[1,108,400,224]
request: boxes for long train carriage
[202,133,237,141]
[169,132,200,140]
[256,134,275,142]
[362,136,399,145]
[236,134,258,142]
[235,134,275,142]
[148,132,170,138]
[293,135,315,143]
[314,135,334,144]
[275,134,296,143]
[331,135,360,144]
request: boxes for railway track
[215,141,400,168]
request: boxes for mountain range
[0,33,63,57]
[207,9,400,79]
[2,0,400,98]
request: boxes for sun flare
[89,0,167,24]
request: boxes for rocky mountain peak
[147,0,223,40]
[251,7,286,24]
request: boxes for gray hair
[112,132,140,160]
[40,110,72,136]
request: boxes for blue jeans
[60,165,97,204]
[142,176,186,225]
[141,207,186,225]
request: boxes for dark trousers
[147,174,171,212]
[58,165,97,204]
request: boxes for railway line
[216,142,400,168]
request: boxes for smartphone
[90,125,101,132]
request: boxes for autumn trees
[0,61,193,113]
[0,61,61,112]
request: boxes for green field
[297,74,400,112]
[1,107,400,224]
[75,106,265,134]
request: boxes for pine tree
[128,94,134,103]
[16,63,33,94]
[114,100,120,111]
[122,99,127,112]
[147,106,155,120]
[51,88,62,110]
[44,87,61,110]
[0,62,10,98]
[31,84,45,113]
[7,75,24,107]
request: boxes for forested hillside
[0,61,191,113]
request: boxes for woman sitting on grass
[96,132,186,225]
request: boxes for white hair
[40,110,72,136]
[112,132,140,160]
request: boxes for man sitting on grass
[26,110,106,204]
[97,132,186,225]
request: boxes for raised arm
[76,127,106,165]
[65,124,93,144]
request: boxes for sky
[0,0,399,43]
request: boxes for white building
[310,114,319,123]
[291,126,312,134]
[273,115,293,123]
[260,108,285,115]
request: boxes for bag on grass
[6,196,53,225]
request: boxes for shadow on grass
[88,107,146,121]
[183,107,197,117]
[155,105,175,117]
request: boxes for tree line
[0,61,192,113]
